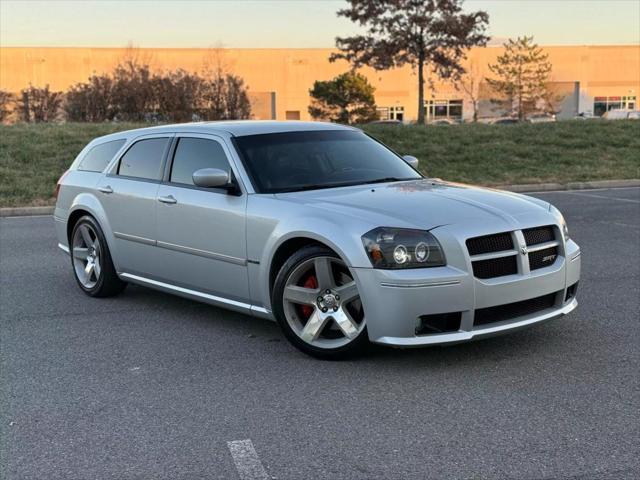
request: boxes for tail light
[55,170,70,200]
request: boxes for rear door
[98,134,172,276]
[155,134,249,302]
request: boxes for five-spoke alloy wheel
[72,222,102,289]
[70,215,126,297]
[273,245,368,359]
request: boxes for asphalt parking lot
[1,187,639,480]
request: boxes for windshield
[233,130,421,193]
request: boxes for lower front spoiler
[374,298,578,348]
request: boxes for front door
[98,134,172,276]
[154,134,249,302]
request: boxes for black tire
[70,215,127,298]
[272,245,369,360]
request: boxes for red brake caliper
[299,275,318,319]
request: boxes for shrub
[200,72,252,120]
[64,75,115,122]
[110,61,155,122]
[60,61,252,123]
[151,70,205,122]
[18,85,63,123]
[0,90,14,122]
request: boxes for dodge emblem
[520,244,528,255]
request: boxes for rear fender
[67,193,120,271]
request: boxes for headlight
[549,205,570,241]
[361,227,446,269]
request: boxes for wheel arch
[264,232,353,309]
[268,237,334,298]
[66,193,119,270]
[66,209,91,243]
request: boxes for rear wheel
[70,215,126,297]
[272,245,368,359]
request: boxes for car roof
[91,121,358,144]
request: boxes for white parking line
[227,439,270,480]
[563,191,640,204]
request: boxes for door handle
[98,185,113,194]
[158,195,177,204]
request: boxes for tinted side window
[170,138,231,186]
[118,138,169,180]
[78,139,125,172]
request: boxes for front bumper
[351,238,581,347]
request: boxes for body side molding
[119,273,274,320]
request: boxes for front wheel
[272,245,368,359]
[70,215,127,297]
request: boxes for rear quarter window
[77,139,126,172]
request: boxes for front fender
[257,230,357,313]
[250,206,375,312]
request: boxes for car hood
[275,179,550,230]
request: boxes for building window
[425,99,463,120]
[377,107,389,120]
[593,96,636,116]
[377,106,404,121]
[285,110,301,120]
[390,106,404,121]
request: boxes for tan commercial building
[1,45,639,121]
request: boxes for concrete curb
[1,206,55,217]
[1,179,639,217]
[501,179,640,193]
[502,183,565,193]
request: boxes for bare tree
[201,45,231,79]
[121,42,154,72]
[330,0,489,124]
[541,83,566,116]
[200,48,251,120]
[455,60,482,122]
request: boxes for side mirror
[192,168,233,189]
[402,155,420,169]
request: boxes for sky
[1,0,639,48]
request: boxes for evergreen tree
[487,36,553,120]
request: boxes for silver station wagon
[55,121,581,358]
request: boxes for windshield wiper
[275,184,341,193]
[363,177,416,185]
[274,177,417,194]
